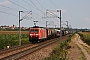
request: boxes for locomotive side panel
[39,28,47,39]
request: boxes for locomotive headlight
[36,34,38,37]
[36,34,38,35]
[30,34,32,36]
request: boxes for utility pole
[46,21,48,28]
[55,25,56,28]
[19,11,23,46]
[18,11,32,46]
[57,10,62,41]
[66,21,69,33]
[66,21,68,28]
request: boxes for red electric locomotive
[29,26,65,43]
[29,26,47,43]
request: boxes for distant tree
[6,28,11,31]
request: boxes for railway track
[0,44,38,60]
[0,35,69,60]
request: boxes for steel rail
[0,44,34,59]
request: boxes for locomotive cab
[29,28,39,43]
[29,27,47,43]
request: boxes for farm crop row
[78,32,90,46]
[0,33,29,50]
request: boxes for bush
[0,34,29,50]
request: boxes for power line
[35,0,46,10]
[35,0,58,19]
[20,10,46,25]
[35,0,59,27]
[22,0,45,17]
[22,0,39,11]
[22,0,45,14]
[32,12,46,24]
[29,0,45,14]
[22,0,45,18]
[22,11,32,20]
[5,0,34,21]
[0,4,33,18]
[8,0,28,10]
[0,0,55,27]
[29,0,51,24]
[0,4,18,11]
[30,0,56,23]
[22,0,31,9]
[0,0,47,22]
[0,10,18,17]
[19,0,46,25]
[50,0,58,9]
[22,0,47,18]
[0,1,58,18]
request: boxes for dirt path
[68,34,90,60]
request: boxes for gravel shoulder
[68,34,90,60]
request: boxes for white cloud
[84,18,90,21]
[0,0,11,5]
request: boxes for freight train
[29,26,68,43]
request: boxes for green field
[0,31,30,50]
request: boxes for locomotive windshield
[30,29,38,33]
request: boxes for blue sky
[0,0,90,29]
